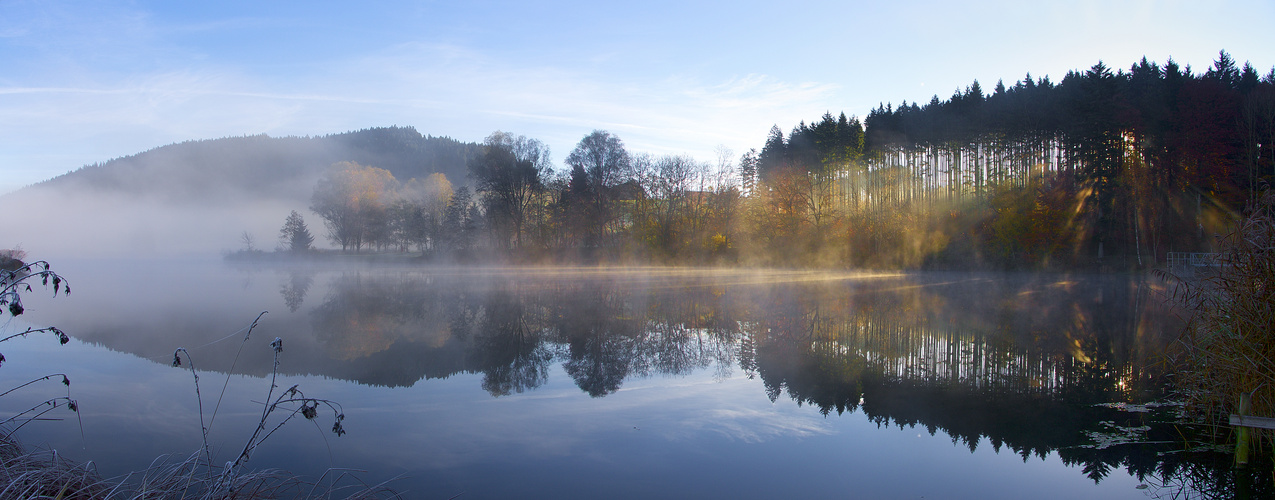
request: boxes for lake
[0,259,1235,498]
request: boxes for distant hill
[1,126,483,258]
[25,126,481,202]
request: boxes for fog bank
[2,184,316,260]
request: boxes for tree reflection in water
[278,271,313,313]
[297,269,1262,497]
[468,289,553,396]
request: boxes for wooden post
[1237,392,1252,468]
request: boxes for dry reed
[1162,189,1275,445]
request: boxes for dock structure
[1230,393,1275,468]
[1166,252,1224,273]
[1229,414,1275,430]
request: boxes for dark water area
[0,260,1253,498]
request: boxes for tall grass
[1162,189,1275,444]
[0,445,400,499]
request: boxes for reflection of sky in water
[0,333,1147,499]
[1,260,1159,498]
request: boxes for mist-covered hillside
[25,126,480,201]
[1,126,480,259]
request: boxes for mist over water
[0,5,1268,495]
[3,183,315,259]
[0,127,470,260]
[2,259,1204,498]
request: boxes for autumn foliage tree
[395,173,453,252]
[311,161,400,252]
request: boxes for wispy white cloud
[2,0,1271,195]
[0,37,832,193]
[317,41,838,160]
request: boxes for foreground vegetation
[0,256,397,499]
[1163,188,1275,463]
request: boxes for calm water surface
[2,259,1206,498]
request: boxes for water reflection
[295,272,1171,400]
[278,271,313,312]
[297,272,750,396]
[42,265,1261,494]
[291,269,1235,490]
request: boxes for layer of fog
[2,180,322,260]
[0,129,453,260]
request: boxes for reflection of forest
[311,272,1172,399]
[300,270,1265,493]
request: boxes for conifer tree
[280,210,315,252]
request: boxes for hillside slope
[27,126,480,201]
[1,126,480,258]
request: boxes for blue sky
[2,0,1273,194]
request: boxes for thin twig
[171,347,212,475]
[209,311,268,435]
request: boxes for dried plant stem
[3,263,392,498]
[0,397,77,437]
[234,337,285,470]
[0,373,69,399]
[171,347,212,474]
[0,326,69,346]
[229,335,347,472]
[209,311,267,435]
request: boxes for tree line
[300,129,739,262]
[742,50,1275,268]
[295,51,1273,269]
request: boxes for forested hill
[22,126,480,201]
[740,51,1275,268]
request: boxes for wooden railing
[1231,392,1271,468]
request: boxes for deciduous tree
[469,132,550,250]
[310,161,399,252]
[565,131,631,245]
